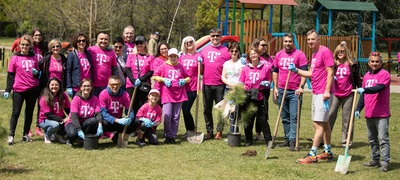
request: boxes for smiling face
[209,32,221,46]
[307,32,320,51]
[77,36,86,51]
[159,44,169,58]
[186,40,194,51]
[97,33,109,50]
[148,93,160,103]
[108,78,121,95]
[229,47,239,59]
[19,40,31,55]
[80,80,93,96]
[51,43,61,55]
[336,49,346,60]
[257,40,267,54]
[33,31,43,44]
[123,29,135,42]
[249,50,259,62]
[113,42,123,56]
[283,36,294,53]
[368,55,383,72]
[49,79,60,96]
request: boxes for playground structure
[216,0,379,75]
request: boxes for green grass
[0,68,399,180]
[0,37,15,47]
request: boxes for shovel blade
[117,133,129,148]
[187,131,204,144]
[265,141,273,159]
[335,154,352,174]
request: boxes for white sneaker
[7,136,14,145]
[44,135,52,144]
[55,134,66,144]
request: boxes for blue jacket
[100,87,135,124]
[66,49,93,90]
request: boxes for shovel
[187,61,204,144]
[335,89,357,174]
[266,70,291,159]
[117,87,137,148]
[295,94,302,151]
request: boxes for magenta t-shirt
[67,95,101,124]
[125,54,154,88]
[99,89,131,118]
[239,62,272,100]
[33,45,43,61]
[200,44,230,85]
[334,63,353,98]
[8,55,39,92]
[38,92,71,124]
[125,41,135,55]
[179,53,203,92]
[136,103,162,123]
[154,62,188,104]
[362,69,391,118]
[310,46,335,94]
[48,56,63,81]
[88,46,117,87]
[152,56,167,91]
[73,52,92,92]
[273,49,308,90]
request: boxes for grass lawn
[0,65,399,179]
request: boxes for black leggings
[65,117,99,143]
[9,87,40,137]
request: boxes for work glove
[3,92,9,99]
[288,63,298,73]
[134,79,141,87]
[260,81,270,87]
[142,118,153,128]
[356,88,365,95]
[32,68,39,75]
[355,111,360,119]
[178,79,186,87]
[323,100,330,112]
[78,130,85,139]
[163,78,172,87]
[197,56,203,63]
[240,57,246,65]
[67,88,73,97]
[117,117,131,126]
[228,100,234,105]
[95,125,103,136]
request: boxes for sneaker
[7,136,14,145]
[21,135,33,142]
[379,164,388,172]
[28,130,33,138]
[55,134,66,144]
[296,154,318,164]
[277,140,290,147]
[170,138,176,144]
[138,139,146,147]
[164,137,171,144]
[288,141,296,151]
[66,140,72,146]
[316,152,333,160]
[254,133,264,141]
[363,161,381,167]
[181,132,187,139]
[44,135,52,144]
[245,141,253,147]
[35,127,44,136]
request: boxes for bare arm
[323,66,334,100]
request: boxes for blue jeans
[278,89,302,142]
[182,91,197,131]
[39,119,61,137]
[366,117,390,165]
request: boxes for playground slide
[196,35,239,51]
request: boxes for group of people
[4,26,391,172]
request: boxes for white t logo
[53,102,60,113]
[279,57,293,69]
[96,54,108,65]
[365,79,377,88]
[21,59,33,71]
[80,58,90,70]
[249,72,260,84]
[336,67,347,78]
[167,70,179,80]
[80,105,93,118]
[207,51,221,62]
[147,113,155,120]
[111,101,120,113]
[183,59,194,70]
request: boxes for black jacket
[38,52,67,90]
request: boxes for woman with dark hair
[66,33,93,98]
[38,78,70,144]
[113,36,127,88]
[31,28,48,61]
[151,42,170,92]
[65,79,103,145]
[5,35,40,145]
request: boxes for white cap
[148,89,160,96]
[168,48,179,56]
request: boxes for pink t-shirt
[74,52,91,92]
[154,62,189,104]
[362,69,391,118]
[87,45,117,87]
[136,103,162,123]
[125,54,154,88]
[125,41,135,55]
[38,92,71,124]
[99,89,131,118]
[200,44,230,85]
[8,55,39,92]
[310,45,335,94]
[152,56,167,91]
[260,55,274,67]
[33,45,43,61]
[179,53,203,92]
[273,49,308,90]
[334,63,353,98]
[239,62,272,100]
[68,95,101,124]
[48,56,63,81]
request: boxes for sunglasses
[52,45,60,49]
[135,41,144,45]
[338,50,346,54]
[109,83,121,86]
[370,52,381,56]
[210,35,221,38]
[260,44,268,47]
[230,50,239,53]
[20,44,30,47]
[77,39,86,43]
[186,40,194,44]
[114,46,123,49]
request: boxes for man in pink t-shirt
[88,32,119,97]
[199,28,230,140]
[288,30,334,164]
[272,33,308,150]
[354,53,391,172]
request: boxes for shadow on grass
[0,164,33,174]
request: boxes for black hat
[135,35,146,42]
[154,32,159,35]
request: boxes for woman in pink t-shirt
[6,35,41,145]
[65,79,103,145]
[152,42,170,92]
[39,39,67,91]
[31,28,48,61]
[239,47,272,147]
[153,48,190,144]
[327,44,361,146]
[38,78,71,144]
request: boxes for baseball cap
[148,89,160,96]
[135,35,146,42]
[168,48,179,56]
[154,32,159,35]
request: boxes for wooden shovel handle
[122,87,138,136]
[272,70,291,141]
